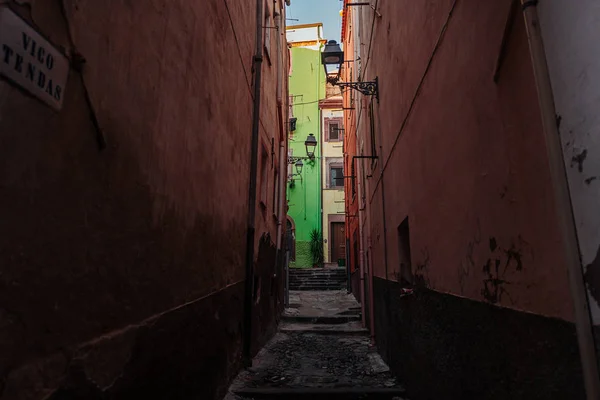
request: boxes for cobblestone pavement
[231,333,402,390]
[224,290,408,399]
[285,290,361,317]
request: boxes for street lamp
[321,40,379,101]
[321,40,344,71]
[305,133,317,159]
[295,159,303,174]
[287,134,317,184]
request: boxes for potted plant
[309,228,324,268]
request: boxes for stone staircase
[289,268,347,291]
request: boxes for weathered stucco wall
[287,44,324,268]
[341,4,361,286]
[345,0,585,397]
[361,0,572,320]
[0,0,287,398]
[321,108,344,263]
[538,0,600,329]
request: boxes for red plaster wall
[342,4,360,280]
[0,0,287,397]
[352,0,573,321]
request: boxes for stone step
[233,387,407,400]
[281,314,361,324]
[289,276,346,280]
[289,287,347,290]
[289,272,346,275]
[279,321,368,336]
[289,273,346,276]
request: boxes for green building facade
[287,43,325,268]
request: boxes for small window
[330,166,344,188]
[260,147,268,207]
[325,117,343,142]
[329,122,339,140]
[264,1,272,62]
[397,217,414,286]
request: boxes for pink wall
[356,0,573,321]
[0,0,287,397]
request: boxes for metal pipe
[351,156,377,330]
[276,10,288,307]
[346,237,352,292]
[275,3,285,262]
[356,156,367,329]
[317,47,324,267]
[243,0,264,366]
[285,249,290,307]
[320,107,324,266]
[520,1,600,398]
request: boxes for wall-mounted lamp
[321,40,379,102]
[287,134,318,183]
[305,133,317,159]
[295,159,303,174]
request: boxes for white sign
[0,7,69,110]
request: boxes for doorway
[331,222,346,265]
[286,217,296,261]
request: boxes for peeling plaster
[570,149,588,173]
[584,245,600,307]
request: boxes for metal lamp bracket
[336,77,379,102]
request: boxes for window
[260,147,268,207]
[330,166,344,188]
[273,168,279,215]
[264,0,272,62]
[397,217,414,285]
[325,117,343,142]
[329,122,340,140]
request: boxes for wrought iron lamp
[287,134,317,184]
[321,40,379,101]
[305,133,317,159]
[295,159,303,174]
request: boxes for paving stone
[224,289,408,399]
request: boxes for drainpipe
[318,49,324,268]
[274,5,284,263]
[520,1,600,398]
[320,107,324,266]
[365,168,376,342]
[353,155,377,334]
[243,0,264,366]
[356,158,367,329]
[274,5,288,305]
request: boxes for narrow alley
[227,287,406,400]
[2,0,600,399]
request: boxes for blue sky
[286,0,343,42]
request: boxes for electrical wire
[223,0,274,137]
[369,0,459,201]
